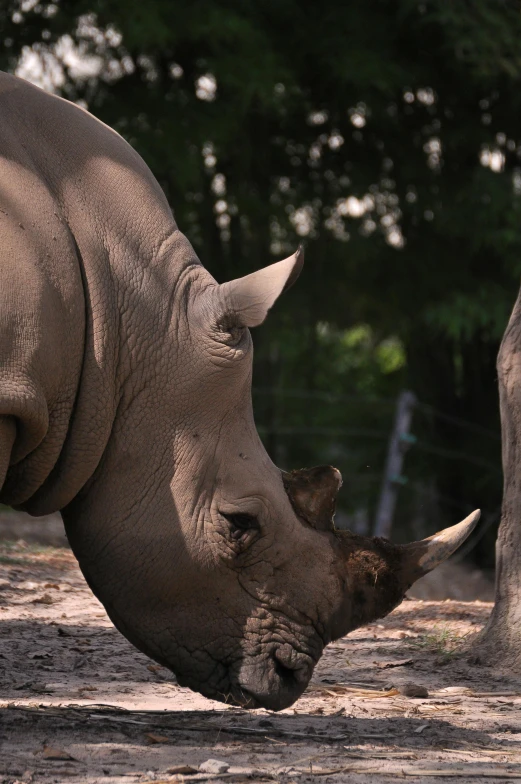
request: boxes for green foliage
[2,0,519,561]
[410,625,470,659]
[253,320,404,516]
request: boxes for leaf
[31,684,54,694]
[13,680,32,690]
[166,765,198,774]
[27,650,52,659]
[145,732,172,744]
[375,658,413,669]
[42,745,75,761]
[32,594,55,605]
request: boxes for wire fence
[252,386,502,561]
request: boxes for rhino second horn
[282,465,342,532]
[398,509,481,582]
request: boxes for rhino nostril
[273,656,297,685]
[272,646,312,686]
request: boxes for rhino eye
[226,324,246,346]
[221,512,259,538]
[215,314,247,347]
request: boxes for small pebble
[398,681,429,698]
[199,759,230,774]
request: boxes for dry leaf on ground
[145,732,172,744]
[32,594,55,605]
[375,658,413,669]
[41,745,75,761]
[166,765,198,774]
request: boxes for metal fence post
[373,390,417,539]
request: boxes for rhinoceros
[0,72,479,710]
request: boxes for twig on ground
[292,767,521,779]
[308,684,400,699]
[2,704,350,743]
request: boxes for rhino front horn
[398,509,481,582]
[282,465,342,532]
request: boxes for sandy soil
[0,540,520,784]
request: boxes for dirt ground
[0,539,519,784]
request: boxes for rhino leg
[0,416,15,491]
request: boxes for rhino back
[0,72,189,513]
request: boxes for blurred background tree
[2,0,521,563]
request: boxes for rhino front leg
[0,416,16,491]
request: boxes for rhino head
[62,246,478,711]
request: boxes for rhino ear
[219,246,304,328]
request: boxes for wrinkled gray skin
[0,73,479,710]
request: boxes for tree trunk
[478,287,521,668]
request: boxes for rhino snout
[238,644,315,711]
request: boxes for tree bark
[478,287,521,668]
